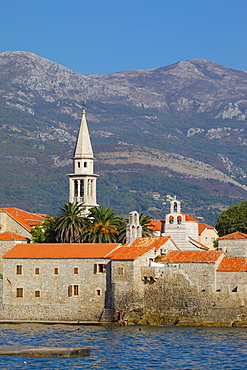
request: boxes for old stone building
[1,236,176,321]
[2,231,247,326]
[0,208,46,273]
[2,242,119,321]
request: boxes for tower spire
[73,109,94,159]
[68,109,98,215]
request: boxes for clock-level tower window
[84,162,87,168]
[78,162,80,168]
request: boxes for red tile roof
[0,232,28,241]
[160,250,223,263]
[108,245,154,260]
[181,212,199,222]
[149,220,162,231]
[130,237,171,251]
[198,223,215,235]
[3,243,120,259]
[218,232,247,240]
[217,257,247,272]
[0,208,46,231]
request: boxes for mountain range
[0,51,247,223]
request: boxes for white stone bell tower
[126,211,142,244]
[68,109,98,215]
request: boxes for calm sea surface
[0,324,246,369]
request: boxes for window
[35,290,40,297]
[169,216,174,224]
[211,237,215,244]
[177,216,182,225]
[84,162,87,168]
[74,180,78,197]
[96,289,101,296]
[232,287,238,292]
[78,162,80,168]
[94,264,106,274]
[16,288,23,297]
[204,237,208,244]
[80,180,84,198]
[74,267,79,274]
[35,268,39,275]
[16,265,22,275]
[68,285,79,296]
[118,267,124,275]
[54,268,59,275]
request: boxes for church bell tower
[68,109,98,215]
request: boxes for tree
[31,216,56,243]
[215,200,247,237]
[85,206,125,243]
[139,213,154,237]
[54,202,86,243]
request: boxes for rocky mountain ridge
[1,51,247,118]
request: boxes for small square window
[74,267,78,274]
[16,288,23,297]
[118,267,124,275]
[35,290,40,297]
[35,268,39,275]
[54,268,59,274]
[96,289,101,296]
[16,265,22,275]
[94,264,106,274]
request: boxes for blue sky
[0,0,246,75]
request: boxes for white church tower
[164,195,199,250]
[126,211,142,244]
[68,109,98,215]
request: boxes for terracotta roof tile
[198,223,214,235]
[217,257,247,272]
[149,220,162,231]
[3,243,120,259]
[0,232,28,241]
[108,245,154,260]
[218,232,247,240]
[0,208,46,231]
[160,250,223,263]
[181,212,199,222]
[108,237,171,260]
[130,237,171,251]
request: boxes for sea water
[0,324,246,369]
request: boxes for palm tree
[86,206,125,243]
[54,202,86,243]
[139,213,154,237]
